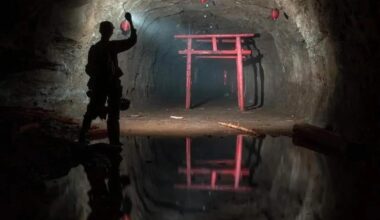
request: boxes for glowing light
[120,20,131,32]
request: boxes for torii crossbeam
[174,34,255,111]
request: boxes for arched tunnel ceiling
[92,0,309,42]
[0,0,330,52]
[21,0,320,47]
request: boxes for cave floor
[91,102,303,138]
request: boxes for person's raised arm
[110,12,137,54]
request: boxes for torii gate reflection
[175,135,252,192]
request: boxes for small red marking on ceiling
[271,8,280,20]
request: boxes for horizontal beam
[178,167,249,176]
[196,39,245,43]
[194,159,236,165]
[174,184,252,191]
[175,34,255,39]
[178,49,252,55]
[195,55,247,59]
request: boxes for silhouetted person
[79,13,137,145]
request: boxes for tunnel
[1,0,379,220]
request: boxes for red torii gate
[174,34,255,111]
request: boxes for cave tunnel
[1,0,380,220]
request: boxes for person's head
[99,21,114,41]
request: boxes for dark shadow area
[244,35,265,110]
[246,137,263,186]
[191,93,226,108]
[0,127,132,220]
[191,59,237,109]
[323,0,380,219]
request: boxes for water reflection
[82,144,131,220]
[136,135,264,213]
[2,140,132,220]
[175,135,254,191]
[4,135,263,220]
[155,135,262,191]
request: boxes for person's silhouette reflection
[83,144,131,220]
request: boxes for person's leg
[79,103,96,143]
[107,83,122,145]
[79,93,107,144]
